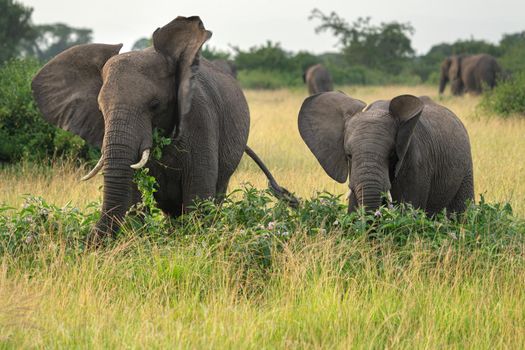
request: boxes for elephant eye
[149,98,160,111]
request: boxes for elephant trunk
[92,108,152,238]
[354,182,384,213]
[348,161,389,214]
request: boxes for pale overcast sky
[23,0,524,55]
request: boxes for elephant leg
[447,172,474,214]
[182,157,219,210]
[214,179,230,204]
[392,174,431,213]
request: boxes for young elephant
[298,91,474,214]
[32,16,295,239]
[303,64,333,95]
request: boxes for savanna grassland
[1,85,525,348]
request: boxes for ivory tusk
[81,155,104,181]
[130,149,150,169]
[346,189,352,200]
[387,191,393,203]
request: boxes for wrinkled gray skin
[299,92,474,214]
[439,54,501,95]
[211,59,237,78]
[303,64,333,95]
[32,16,286,239]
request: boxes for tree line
[2,1,525,88]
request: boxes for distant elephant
[303,64,333,95]
[439,54,501,95]
[299,91,474,214]
[32,16,295,239]
[211,59,237,78]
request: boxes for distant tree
[0,0,35,63]
[500,31,525,51]
[290,51,319,73]
[201,45,231,60]
[233,41,293,71]
[448,38,500,56]
[131,37,151,51]
[309,9,415,74]
[498,31,525,74]
[23,23,92,61]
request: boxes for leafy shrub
[0,59,98,163]
[1,186,523,259]
[480,72,525,116]
[237,69,302,89]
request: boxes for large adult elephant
[439,54,501,95]
[299,91,474,215]
[32,16,295,239]
[211,59,237,78]
[303,64,333,95]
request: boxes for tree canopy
[0,0,35,63]
[23,23,92,61]
[309,9,415,75]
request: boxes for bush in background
[237,69,301,89]
[0,59,98,163]
[480,72,525,117]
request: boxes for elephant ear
[389,95,423,177]
[153,16,212,137]
[31,43,122,148]
[298,91,366,183]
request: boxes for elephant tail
[244,146,300,208]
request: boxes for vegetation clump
[480,72,525,116]
[0,59,97,163]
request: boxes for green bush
[1,185,523,257]
[0,59,98,162]
[237,69,302,89]
[480,72,525,116]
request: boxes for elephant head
[439,55,463,95]
[32,16,212,236]
[298,91,423,212]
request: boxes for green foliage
[238,69,301,89]
[233,41,320,88]
[202,45,231,60]
[1,186,523,259]
[498,31,525,74]
[480,72,525,116]
[309,10,415,75]
[0,196,100,254]
[0,59,98,162]
[129,168,167,234]
[131,37,151,51]
[324,61,421,86]
[0,0,35,64]
[151,128,172,160]
[234,41,292,71]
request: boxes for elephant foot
[85,216,120,249]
